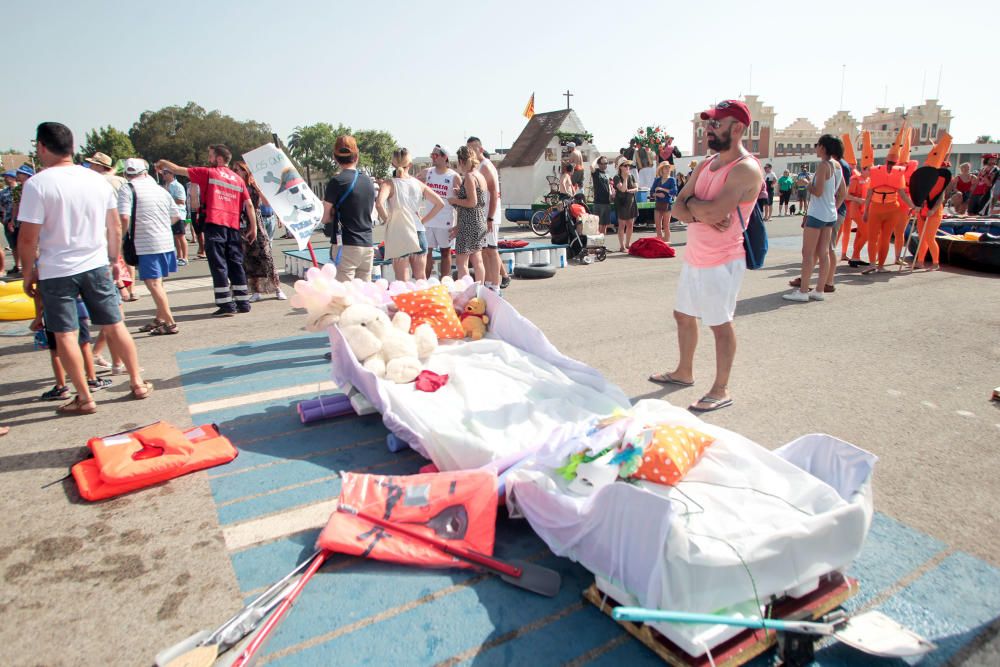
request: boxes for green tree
[80,125,136,162]
[287,122,344,183]
[975,135,993,144]
[355,129,396,179]
[128,102,272,167]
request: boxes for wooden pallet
[584,573,858,667]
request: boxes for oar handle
[611,607,834,635]
[351,509,521,578]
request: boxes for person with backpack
[321,135,377,282]
[650,100,762,414]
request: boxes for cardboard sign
[243,143,322,251]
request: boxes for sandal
[131,381,154,400]
[789,277,802,287]
[149,322,178,336]
[138,319,164,333]
[648,372,694,387]
[688,395,733,413]
[57,396,97,415]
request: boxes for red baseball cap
[700,100,752,127]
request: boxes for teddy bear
[459,297,489,340]
[338,303,438,383]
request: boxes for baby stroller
[552,193,607,264]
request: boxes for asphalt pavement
[1,216,997,665]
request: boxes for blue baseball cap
[16,165,34,177]
[2,170,15,179]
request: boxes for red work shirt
[186,166,250,230]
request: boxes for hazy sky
[5,0,998,158]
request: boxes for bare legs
[654,210,670,243]
[797,226,831,293]
[482,247,501,287]
[617,218,635,251]
[426,247,452,279]
[407,254,426,281]
[668,311,736,402]
[144,278,175,325]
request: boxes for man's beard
[707,129,732,152]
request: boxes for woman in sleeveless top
[375,148,444,281]
[784,135,845,302]
[448,146,488,281]
[948,162,975,215]
[613,158,639,251]
[233,161,285,301]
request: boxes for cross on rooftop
[563,89,573,110]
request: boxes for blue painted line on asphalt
[181,364,330,404]
[175,333,327,366]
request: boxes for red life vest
[317,470,498,568]
[187,166,249,229]
[73,422,237,501]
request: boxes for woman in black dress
[613,158,639,251]
[233,161,285,301]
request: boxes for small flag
[523,93,535,120]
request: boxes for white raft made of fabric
[505,400,877,655]
[327,285,630,471]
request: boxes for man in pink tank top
[650,100,762,413]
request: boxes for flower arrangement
[631,126,672,151]
[555,131,593,146]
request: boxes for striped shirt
[117,176,178,255]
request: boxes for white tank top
[391,177,426,232]
[423,169,457,228]
[806,159,842,223]
[478,159,501,218]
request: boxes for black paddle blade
[498,559,562,597]
[423,505,469,540]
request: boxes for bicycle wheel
[530,209,552,237]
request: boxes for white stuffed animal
[338,303,437,383]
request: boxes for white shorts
[674,258,746,326]
[424,226,455,250]
[485,198,501,247]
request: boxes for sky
[5,0,999,159]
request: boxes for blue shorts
[402,231,428,258]
[138,251,178,280]
[37,265,122,332]
[46,318,91,349]
[804,215,836,229]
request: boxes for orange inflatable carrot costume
[913,132,953,269]
[839,133,868,261]
[863,125,914,272]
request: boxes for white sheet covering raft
[505,400,877,620]
[327,285,630,471]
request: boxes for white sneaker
[94,355,113,369]
[808,290,825,301]
[249,293,262,303]
[782,290,810,302]
[275,290,287,300]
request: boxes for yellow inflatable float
[0,281,35,321]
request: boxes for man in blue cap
[1,170,16,276]
[6,165,34,276]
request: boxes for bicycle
[530,199,566,237]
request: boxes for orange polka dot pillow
[392,285,465,339]
[633,424,715,486]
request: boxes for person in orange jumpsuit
[838,133,868,264]
[911,133,953,271]
[862,126,916,274]
[891,127,919,264]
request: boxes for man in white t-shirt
[119,158,181,335]
[161,167,189,265]
[17,122,150,413]
[419,144,458,278]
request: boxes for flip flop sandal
[131,381,154,400]
[149,323,178,336]
[138,319,164,333]
[57,396,97,415]
[688,396,733,413]
[788,277,802,287]
[648,372,695,387]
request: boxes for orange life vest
[317,469,498,568]
[868,165,906,204]
[73,422,237,501]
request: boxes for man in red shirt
[156,145,255,316]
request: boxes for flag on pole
[523,93,535,119]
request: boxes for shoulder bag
[122,183,139,266]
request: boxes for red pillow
[391,285,465,339]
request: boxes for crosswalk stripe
[224,499,338,552]
[188,381,338,414]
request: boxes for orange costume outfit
[913,133,953,268]
[862,126,914,270]
[837,134,868,260]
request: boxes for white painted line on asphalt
[956,410,975,418]
[188,381,337,414]
[224,499,338,551]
